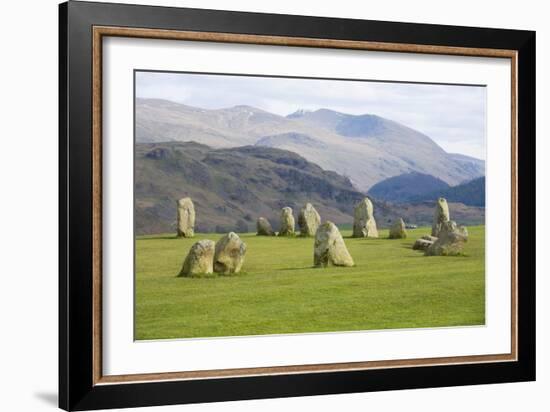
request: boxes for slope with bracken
[135,141,484,235]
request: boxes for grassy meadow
[135,226,485,340]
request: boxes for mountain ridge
[136,98,485,191]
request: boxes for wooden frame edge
[91,26,519,386]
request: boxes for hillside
[135,142,484,235]
[410,176,486,207]
[136,142,365,234]
[368,172,450,203]
[136,98,485,191]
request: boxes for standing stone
[213,232,247,274]
[178,240,215,277]
[177,197,195,238]
[298,203,321,237]
[314,222,354,267]
[256,217,275,236]
[389,218,407,239]
[352,197,378,238]
[426,221,468,256]
[431,197,450,237]
[279,207,295,236]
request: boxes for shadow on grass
[139,235,179,241]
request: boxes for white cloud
[136,71,486,159]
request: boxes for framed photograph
[59,1,536,410]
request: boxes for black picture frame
[59,1,536,410]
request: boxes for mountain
[136,99,485,191]
[368,172,450,203]
[448,153,485,178]
[136,142,484,235]
[410,176,486,207]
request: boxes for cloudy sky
[136,71,486,159]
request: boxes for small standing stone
[298,203,321,237]
[426,221,468,256]
[314,222,355,267]
[178,240,215,277]
[431,197,450,237]
[389,218,407,239]
[256,217,275,236]
[177,197,195,238]
[352,197,378,238]
[213,232,247,274]
[279,207,295,236]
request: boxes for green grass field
[135,226,485,340]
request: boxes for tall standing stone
[177,197,195,238]
[213,232,247,274]
[298,203,321,237]
[426,221,468,256]
[389,218,407,239]
[431,197,450,237]
[352,197,378,238]
[314,222,354,267]
[178,240,215,277]
[256,217,275,236]
[279,207,295,236]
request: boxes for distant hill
[136,98,485,191]
[136,142,484,235]
[367,172,450,203]
[410,176,486,207]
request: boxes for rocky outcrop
[352,197,378,238]
[298,203,321,237]
[213,232,247,274]
[314,222,354,267]
[256,217,275,236]
[177,197,195,238]
[389,218,407,239]
[178,240,215,277]
[279,207,295,236]
[431,197,450,237]
[426,221,468,256]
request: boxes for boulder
[389,218,407,239]
[213,232,247,274]
[431,197,450,237]
[256,217,275,236]
[279,207,295,236]
[421,235,438,242]
[352,197,378,238]
[314,222,355,267]
[298,203,321,237]
[413,238,434,251]
[426,221,468,256]
[177,197,195,238]
[178,240,215,277]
